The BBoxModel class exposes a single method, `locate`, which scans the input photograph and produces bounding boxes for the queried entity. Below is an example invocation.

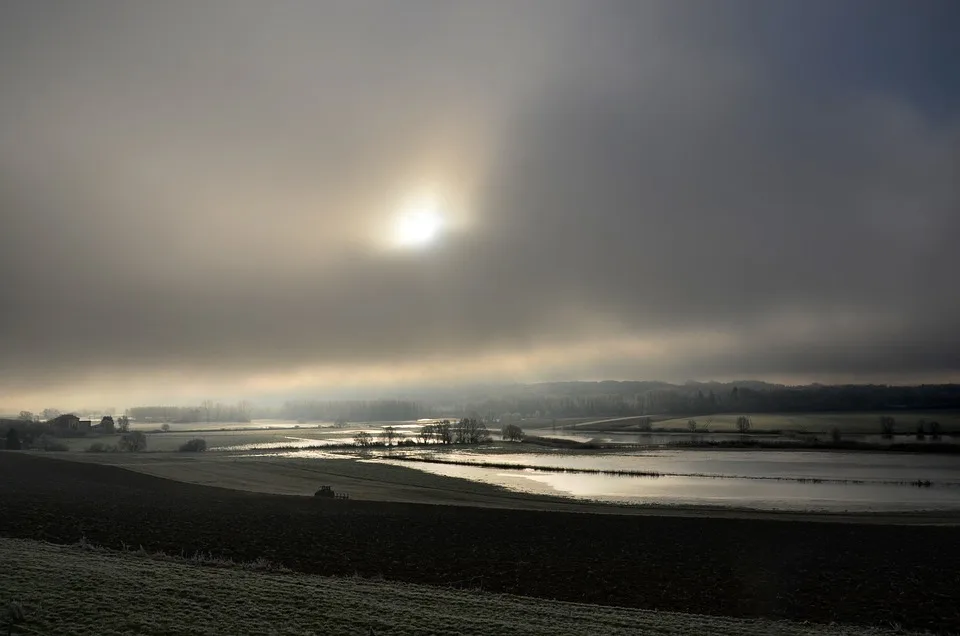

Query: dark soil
[2,453,958,632]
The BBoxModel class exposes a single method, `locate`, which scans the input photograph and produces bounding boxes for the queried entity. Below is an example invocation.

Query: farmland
[1,453,959,632]
[1,538,921,636]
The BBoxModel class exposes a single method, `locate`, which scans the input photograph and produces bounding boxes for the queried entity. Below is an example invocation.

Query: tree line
[278,399,423,423]
[459,384,960,420]
[127,401,253,424]
[353,419,494,447]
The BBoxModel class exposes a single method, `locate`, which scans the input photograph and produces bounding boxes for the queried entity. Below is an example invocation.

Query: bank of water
[376,449,960,512]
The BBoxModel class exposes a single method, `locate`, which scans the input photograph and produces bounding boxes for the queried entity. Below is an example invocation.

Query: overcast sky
[2,1,958,409]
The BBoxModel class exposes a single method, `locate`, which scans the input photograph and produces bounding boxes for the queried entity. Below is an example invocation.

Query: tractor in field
[314,485,349,499]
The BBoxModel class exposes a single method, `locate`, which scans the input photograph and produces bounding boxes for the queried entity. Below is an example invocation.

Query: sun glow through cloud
[393,195,444,248]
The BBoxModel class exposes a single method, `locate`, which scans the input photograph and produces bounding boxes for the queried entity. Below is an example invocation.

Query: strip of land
[0,537,924,636]
[48,451,960,525]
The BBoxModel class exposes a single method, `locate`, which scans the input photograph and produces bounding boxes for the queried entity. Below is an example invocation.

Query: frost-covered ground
[0,538,917,636]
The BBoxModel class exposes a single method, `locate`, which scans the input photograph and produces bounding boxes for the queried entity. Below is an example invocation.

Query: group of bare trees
[353,418,494,448]
[418,419,492,445]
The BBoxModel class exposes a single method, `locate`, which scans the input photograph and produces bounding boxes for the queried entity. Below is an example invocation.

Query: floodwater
[537,431,958,446]
[377,449,960,512]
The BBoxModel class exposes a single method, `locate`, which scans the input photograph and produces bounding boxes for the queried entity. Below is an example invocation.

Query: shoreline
[24,451,960,525]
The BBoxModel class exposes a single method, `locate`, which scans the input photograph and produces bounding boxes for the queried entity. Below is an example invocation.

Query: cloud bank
[1,1,958,407]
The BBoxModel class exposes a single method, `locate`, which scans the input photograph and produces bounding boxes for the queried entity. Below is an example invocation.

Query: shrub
[830,426,842,443]
[86,442,116,453]
[4,428,22,450]
[118,430,148,452]
[33,434,69,452]
[178,438,207,452]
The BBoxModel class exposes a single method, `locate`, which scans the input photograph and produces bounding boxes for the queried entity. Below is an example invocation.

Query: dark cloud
[1,1,958,407]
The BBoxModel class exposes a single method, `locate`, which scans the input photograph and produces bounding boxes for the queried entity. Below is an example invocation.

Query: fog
[1,1,958,408]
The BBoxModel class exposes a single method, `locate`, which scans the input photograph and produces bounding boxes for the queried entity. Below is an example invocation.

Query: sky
[1,1,958,409]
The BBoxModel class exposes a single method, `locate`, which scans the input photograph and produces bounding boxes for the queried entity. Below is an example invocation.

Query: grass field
[1,538,919,636]
[50,452,604,511]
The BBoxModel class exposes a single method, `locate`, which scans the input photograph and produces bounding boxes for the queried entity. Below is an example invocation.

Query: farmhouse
[49,413,90,433]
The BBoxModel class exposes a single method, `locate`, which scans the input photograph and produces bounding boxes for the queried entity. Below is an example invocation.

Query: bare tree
[201,400,214,424]
[736,416,751,434]
[501,423,525,442]
[929,421,942,440]
[687,420,697,432]
[417,424,434,444]
[116,416,131,433]
[455,418,490,444]
[353,431,372,447]
[435,420,453,445]
[879,416,895,439]
[236,400,253,422]
[378,426,397,447]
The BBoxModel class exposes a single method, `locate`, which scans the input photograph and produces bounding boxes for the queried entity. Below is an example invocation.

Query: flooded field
[374,449,960,513]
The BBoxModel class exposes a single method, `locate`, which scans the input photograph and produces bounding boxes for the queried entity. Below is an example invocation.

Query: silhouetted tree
[379,426,397,447]
[178,438,207,452]
[501,424,525,442]
[929,421,942,440]
[117,416,131,433]
[830,426,842,443]
[417,424,434,444]
[5,428,21,450]
[41,408,61,421]
[879,416,895,439]
[99,415,115,434]
[118,430,147,452]
[736,415,751,434]
[354,431,372,447]
[916,421,926,440]
[687,420,697,432]
[18,411,35,422]
[435,420,453,445]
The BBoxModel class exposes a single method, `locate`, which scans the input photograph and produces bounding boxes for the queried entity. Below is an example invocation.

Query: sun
[393,196,444,248]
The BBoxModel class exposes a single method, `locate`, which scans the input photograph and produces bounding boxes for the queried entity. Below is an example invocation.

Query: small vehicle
[314,485,349,499]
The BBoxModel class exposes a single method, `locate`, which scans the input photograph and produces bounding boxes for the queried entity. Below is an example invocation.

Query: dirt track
[2,453,959,633]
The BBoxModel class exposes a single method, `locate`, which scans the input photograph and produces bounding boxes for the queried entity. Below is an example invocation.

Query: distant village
[0,412,131,436]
